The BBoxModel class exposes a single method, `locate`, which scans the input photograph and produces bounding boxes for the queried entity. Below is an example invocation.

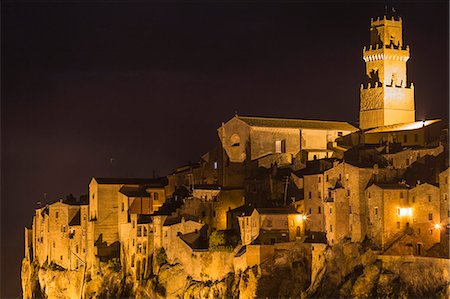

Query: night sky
[1,2,448,296]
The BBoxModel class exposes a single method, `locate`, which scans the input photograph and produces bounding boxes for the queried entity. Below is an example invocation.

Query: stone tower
[359,16,415,130]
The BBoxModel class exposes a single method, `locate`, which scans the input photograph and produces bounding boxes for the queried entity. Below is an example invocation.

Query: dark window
[349,206,352,214]
[412,196,415,203]
[428,195,432,202]
[375,207,378,215]
[121,202,124,212]
[400,192,404,199]
[318,192,321,199]
[308,208,312,214]
[308,192,312,199]
[154,193,159,201]
[330,224,333,232]
[326,175,329,182]
[56,211,59,219]
[318,177,321,183]
[428,213,433,220]
[338,132,343,137]
[318,207,321,214]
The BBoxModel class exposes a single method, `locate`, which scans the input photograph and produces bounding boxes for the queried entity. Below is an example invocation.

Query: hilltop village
[22,15,449,299]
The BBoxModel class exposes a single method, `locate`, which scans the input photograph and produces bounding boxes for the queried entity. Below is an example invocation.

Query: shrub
[209,231,233,252]
[108,258,121,272]
[155,247,168,266]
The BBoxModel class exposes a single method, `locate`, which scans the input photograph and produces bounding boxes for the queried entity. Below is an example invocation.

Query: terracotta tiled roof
[236,116,358,131]
[365,119,442,133]
[93,177,167,186]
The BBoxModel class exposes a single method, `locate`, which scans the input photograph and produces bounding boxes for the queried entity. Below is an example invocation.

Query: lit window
[213,161,218,169]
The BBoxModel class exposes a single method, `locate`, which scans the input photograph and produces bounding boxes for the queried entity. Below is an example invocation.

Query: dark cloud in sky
[1,2,448,296]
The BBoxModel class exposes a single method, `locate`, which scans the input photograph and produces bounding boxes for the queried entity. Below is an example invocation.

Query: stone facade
[30,200,88,270]
[360,16,415,130]
[383,144,444,169]
[366,182,441,254]
[218,116,357,164]
[238,208,304,245]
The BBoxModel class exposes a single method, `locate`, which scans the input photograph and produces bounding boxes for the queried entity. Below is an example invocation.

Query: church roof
[365,119,442,133]
[93,177,167,186]
[236,116,358,131]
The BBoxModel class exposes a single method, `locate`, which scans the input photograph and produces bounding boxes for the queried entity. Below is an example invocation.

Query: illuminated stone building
[366,182,441,255]
[28,196,89,271]
[359,16,415,130]
[237,207,304,245]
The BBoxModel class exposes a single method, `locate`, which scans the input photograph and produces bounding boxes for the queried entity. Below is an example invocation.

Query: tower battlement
[360,82,414,90]
[359,15,415,130]
[370,15,402,25]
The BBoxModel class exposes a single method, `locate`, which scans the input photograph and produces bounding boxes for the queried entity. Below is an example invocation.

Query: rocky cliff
[22,241,449,298]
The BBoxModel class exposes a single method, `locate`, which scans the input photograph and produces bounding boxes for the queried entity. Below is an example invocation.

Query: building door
[296,226,301,237]
[136,260,141,280]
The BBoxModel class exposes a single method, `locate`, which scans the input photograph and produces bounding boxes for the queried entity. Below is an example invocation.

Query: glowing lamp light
[294,214,308,222]
[399,208,412,217]
[434,224,442,230]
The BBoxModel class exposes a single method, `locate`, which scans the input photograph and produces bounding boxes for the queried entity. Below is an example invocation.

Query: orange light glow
[399,208,412,217]
[434,224,442,230]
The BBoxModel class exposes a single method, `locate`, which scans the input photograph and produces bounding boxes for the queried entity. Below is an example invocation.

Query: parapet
[360,82,414,90]
[370,15,402,25]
